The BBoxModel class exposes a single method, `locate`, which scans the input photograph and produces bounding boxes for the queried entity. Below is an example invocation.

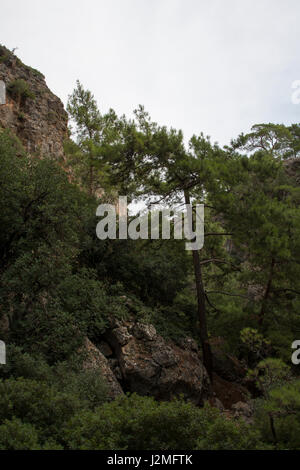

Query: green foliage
[0,418,41,450]
[66,80,116,195]
[0,377,82,443]
[64,394,207,450]
[240,328,271,366]
[248,358,292,395]
[24,65,45,79]
[1,346,109,407]
[90,236,190,307]
[0,130,126,360]
[0,134,88,359]
[1,74,300,450]
[63,394,268,450]
[0,44,44,77]
[0,45,14,64]
[197,416,270,450]
[241,328,269,354]
[0,128,192,362]
[231,123,300,159]
[254,380,300,449]
[206,135,300,357]
[7,79,35,104]
[0,376,268,450]
[67,80,102,141]
[0,349,109,448]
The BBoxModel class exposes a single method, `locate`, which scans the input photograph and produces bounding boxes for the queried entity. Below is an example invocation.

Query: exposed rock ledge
[98,319,211,405]
[83,321,252,408]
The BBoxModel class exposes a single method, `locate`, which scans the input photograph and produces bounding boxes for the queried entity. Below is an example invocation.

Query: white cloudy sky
[1,0,300,146]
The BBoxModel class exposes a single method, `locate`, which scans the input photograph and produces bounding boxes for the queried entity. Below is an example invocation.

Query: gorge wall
[0,45,67,159]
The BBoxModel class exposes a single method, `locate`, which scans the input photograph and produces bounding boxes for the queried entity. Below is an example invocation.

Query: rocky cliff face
[0,45,67,159]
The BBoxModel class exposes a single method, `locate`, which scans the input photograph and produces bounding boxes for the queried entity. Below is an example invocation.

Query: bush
[197,416,271,450]
[63,394,268,450]
[254,379,300,449]
[247,358,292,394]
[0,418,40,450]
[63,394,218,450]
[1,347,109,410]
[0,377,83,444]
[240,328,271,366]
[7,79,35,105]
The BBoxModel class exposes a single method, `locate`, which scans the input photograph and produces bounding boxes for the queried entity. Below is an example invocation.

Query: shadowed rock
[105,320,211,404]
[82,337,123,399]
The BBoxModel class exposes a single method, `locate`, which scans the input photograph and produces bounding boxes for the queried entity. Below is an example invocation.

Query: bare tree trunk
[184,190,213,381]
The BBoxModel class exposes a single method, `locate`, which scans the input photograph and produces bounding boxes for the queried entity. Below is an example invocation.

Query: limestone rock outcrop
[0,45,67,159]
[103,320,211,405]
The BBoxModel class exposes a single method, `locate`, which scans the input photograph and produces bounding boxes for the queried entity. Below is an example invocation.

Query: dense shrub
[197,417,271,450]
[63,394,267,450]
[0,378,83,442]
[0,418,41,450]
[64,394,211,450]
[254,380,300,449]
[7,79,35,105]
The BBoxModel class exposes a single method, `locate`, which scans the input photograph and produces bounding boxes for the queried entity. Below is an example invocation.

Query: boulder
[231,400,254,424]
[232,400,253,418]
[105,321,211,405]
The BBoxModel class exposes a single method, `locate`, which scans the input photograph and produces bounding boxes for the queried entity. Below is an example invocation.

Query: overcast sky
[1,0,300,146]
